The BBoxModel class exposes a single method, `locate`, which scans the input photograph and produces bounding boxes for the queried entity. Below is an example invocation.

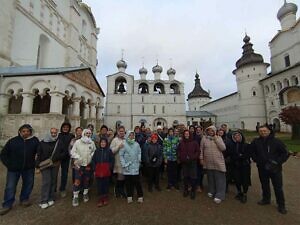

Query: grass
[241,130,300,152]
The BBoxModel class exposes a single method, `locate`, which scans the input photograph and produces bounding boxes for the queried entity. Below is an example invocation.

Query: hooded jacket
[178,135,200,163]
[144,141,163,167]
[119,131,141,175]
[0,125,39,171]
[35,133,65,168]
[58,122,75,159]
[226,131,251,167]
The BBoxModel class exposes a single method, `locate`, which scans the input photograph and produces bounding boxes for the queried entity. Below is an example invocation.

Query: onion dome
[152,64,163,73]
[188,72,210,99]
[235,34,264,69]
[167,67,176,75]
[139,67,148,74]
[277,1,298,20]
[116,59,127,69]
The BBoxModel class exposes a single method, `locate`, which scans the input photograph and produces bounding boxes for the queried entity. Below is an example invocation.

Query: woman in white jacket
[70,129,96,207]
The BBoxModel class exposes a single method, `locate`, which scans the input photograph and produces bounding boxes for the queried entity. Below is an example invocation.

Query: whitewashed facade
[191,1,300,132]
[105,60,187,130]
[0,0,99,73]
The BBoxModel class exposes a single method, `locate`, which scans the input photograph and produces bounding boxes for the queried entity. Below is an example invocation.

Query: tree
[279,105,300,140]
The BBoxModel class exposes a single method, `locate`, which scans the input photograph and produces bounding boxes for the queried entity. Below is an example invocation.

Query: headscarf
[81,129,92,144]
[18,124,33,135]
[126,131,135,145]
[43,130,58,143]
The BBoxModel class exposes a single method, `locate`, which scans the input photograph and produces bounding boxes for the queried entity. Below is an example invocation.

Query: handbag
[39,141,59,171]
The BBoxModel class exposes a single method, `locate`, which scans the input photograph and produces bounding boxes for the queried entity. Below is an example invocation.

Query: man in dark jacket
[251,125,289,214]
[0,124,39,215]
[57,122,74,197]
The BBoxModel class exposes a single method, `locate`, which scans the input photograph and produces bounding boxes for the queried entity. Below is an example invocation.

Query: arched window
[252,87,257,96]
[276,81,283,91]
[138,83,149,94]
[170,83,180,94]
[283,78,290,88]
[154,83,165,94]
[8,89,23,114]
[62,92,73,115]
[40,89,51,113]
[271,83,276,92]
[291,76,299,86]
[265,85,270,94]
[37,34,50,68]
[115,76,127,94]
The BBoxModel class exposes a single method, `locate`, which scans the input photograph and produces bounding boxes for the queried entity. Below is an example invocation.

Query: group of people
[0,122,290,216]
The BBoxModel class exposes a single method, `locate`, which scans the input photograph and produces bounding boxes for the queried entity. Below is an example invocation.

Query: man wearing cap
[251,125,289,214]
[0,124,39,215]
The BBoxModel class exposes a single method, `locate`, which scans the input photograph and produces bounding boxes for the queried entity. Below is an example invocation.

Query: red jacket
[178,138,200,163]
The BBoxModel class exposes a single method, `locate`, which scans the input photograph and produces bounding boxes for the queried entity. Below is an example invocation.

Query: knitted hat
[151,133,158,140]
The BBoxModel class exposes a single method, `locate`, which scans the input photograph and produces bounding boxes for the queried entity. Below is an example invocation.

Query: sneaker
[20,200,32,207]
[278,206,287,214]
[60,191,67,198]
[197,187,203,193]
[72,197,79,207]
[0,207,12,216]
[127,197,133,204]
[83,194,89,203]
[137,197,144,203]
[39,203,49,209]
[214,198,222,204]
[47,201,55,207]
[257,199,270,205]
[207,193,213,198]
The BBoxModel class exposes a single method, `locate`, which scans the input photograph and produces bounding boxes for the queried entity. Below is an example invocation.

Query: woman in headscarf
[36,128,64,209]
[226,131,251,203]
[70,129,96,207]
[200,125,226,204]
[119,131,143,203]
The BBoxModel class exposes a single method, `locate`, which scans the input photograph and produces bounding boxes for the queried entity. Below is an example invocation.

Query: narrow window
[284,55,290,67]
[117,105,120,114]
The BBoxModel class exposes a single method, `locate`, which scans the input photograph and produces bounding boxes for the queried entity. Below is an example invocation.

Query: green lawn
[242,131,300,152]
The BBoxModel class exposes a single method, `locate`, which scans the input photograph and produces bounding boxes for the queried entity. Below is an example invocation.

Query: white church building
[104,60,187,130]
[189,1,300,132]
[0,0,105,141]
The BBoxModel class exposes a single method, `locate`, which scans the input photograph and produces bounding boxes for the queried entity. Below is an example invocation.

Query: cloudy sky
[83,0,298,100]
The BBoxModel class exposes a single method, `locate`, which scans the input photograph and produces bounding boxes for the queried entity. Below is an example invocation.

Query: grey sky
[83,0,298,100]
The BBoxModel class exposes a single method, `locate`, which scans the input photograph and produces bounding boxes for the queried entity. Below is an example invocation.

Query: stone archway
[153,118,168,129]
[273,118,281,132]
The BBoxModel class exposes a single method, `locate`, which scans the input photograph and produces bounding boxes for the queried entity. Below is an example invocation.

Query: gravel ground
[0,158,299,225]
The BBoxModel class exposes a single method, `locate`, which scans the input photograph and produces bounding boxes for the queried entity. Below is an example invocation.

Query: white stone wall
[200,93,240,129]
[188,97,211,111]
[0,0,99,73]
[270,21,300,74]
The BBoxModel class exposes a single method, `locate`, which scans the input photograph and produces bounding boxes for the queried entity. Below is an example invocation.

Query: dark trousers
[96,177,110,196]
[167,161,178,187]
[258,167,285,207]
[196,164,204,188]
[73,166,92,192]
[147,167,160,188]
[59,158,70,192]
[2,169,34,208]
[41,166,59,203]
[125,175,143,198]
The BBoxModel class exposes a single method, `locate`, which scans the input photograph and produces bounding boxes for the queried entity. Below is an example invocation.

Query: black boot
[240,194,247,203]
[235,192,243,201]
[278,205,287,214]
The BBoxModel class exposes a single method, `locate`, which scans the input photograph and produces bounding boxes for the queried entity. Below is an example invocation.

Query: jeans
[2,169,35,208]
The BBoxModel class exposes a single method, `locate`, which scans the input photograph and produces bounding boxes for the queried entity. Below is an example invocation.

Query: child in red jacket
[92,138,114,207]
